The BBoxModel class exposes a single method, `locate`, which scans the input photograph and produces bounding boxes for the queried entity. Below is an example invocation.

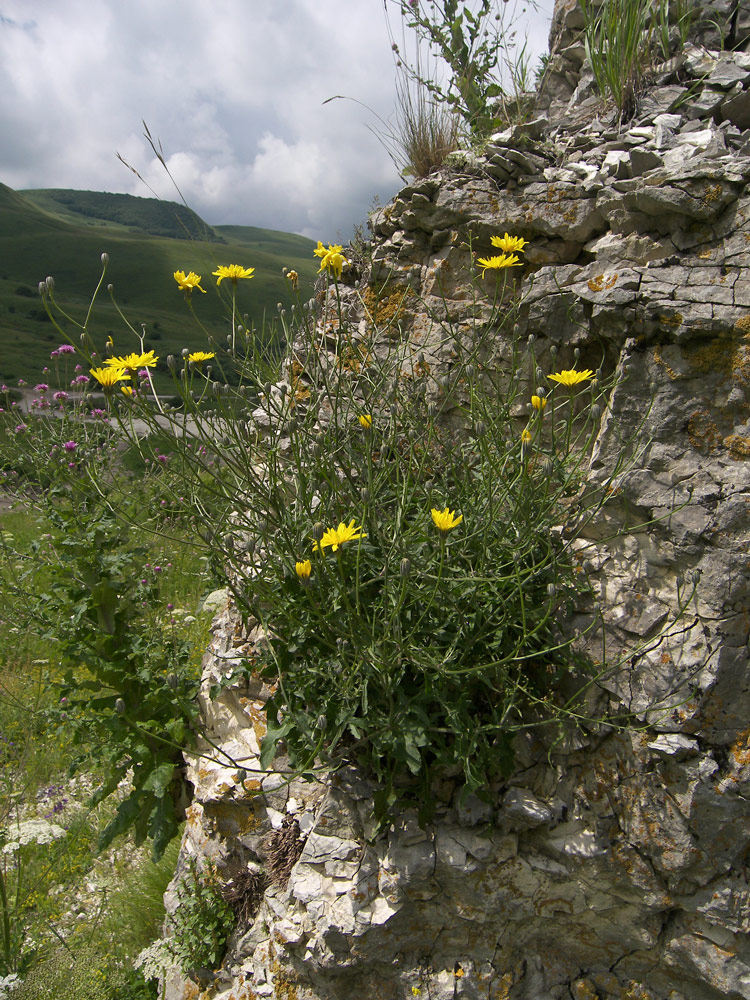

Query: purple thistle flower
[63,441,77,452]
[57,344,75,354]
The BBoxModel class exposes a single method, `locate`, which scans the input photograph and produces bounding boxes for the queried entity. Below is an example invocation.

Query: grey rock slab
[722,88,750,130]
[502,787,553,828]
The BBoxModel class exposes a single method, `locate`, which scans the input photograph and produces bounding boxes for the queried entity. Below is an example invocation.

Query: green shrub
[166,857,233,976]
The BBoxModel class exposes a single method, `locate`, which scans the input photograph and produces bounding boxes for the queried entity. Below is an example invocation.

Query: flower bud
[428,402,438,417]
[549,345,557,358]
[362,487,370,504]
[546,583,556,596]
[45,276,55,292]
[182,348,189,358]
[101,252,109,266]
[312,522,324,542]
[114,698,126,714]
[107,283,114,292]
[167,355,176,372]
[539,456,554,475]
[475,420,486,437]
[590,404,602,420]
[167,673,180,690]
[38,281,47,296]
[236,768,248,783]
[574,347,581,361]
[400,557,411,578]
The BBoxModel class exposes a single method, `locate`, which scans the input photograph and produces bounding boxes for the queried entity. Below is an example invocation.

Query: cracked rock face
[163,10,750,1000]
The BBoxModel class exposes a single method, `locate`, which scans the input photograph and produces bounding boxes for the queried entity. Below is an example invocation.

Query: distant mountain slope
[21,188,223,242]
[0,184,319,386]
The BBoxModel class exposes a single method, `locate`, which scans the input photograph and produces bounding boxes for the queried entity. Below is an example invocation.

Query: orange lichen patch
[687,409,723,452]
[362,282,415,338]
[414,357,431,377]
[587,272,619,292]
[702,183,723,205]
[730,728,750,769]
[698,249,713,259]
[685,335,750,388]
[337,342,371,374]
[270,960,299,1000]
[240,699,268,743]
[658,312,683,328]
[734,315,750,333]
[653,344,680,380]
[724,435,750,459]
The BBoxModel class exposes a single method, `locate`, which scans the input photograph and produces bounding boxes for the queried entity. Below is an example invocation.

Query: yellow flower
[314,242,348,279]
[548,368,595,387]
[105,351,159,369]
[90,366,130,388]
[213,264,255,286]
[431,506,463,532]
[531,394,547,411]
[295,559,312,580]
[521,428,532,444]
[476,253,522,277]
[286,269,299,291]
[313,520,367,553]
[358,414,373,429]
[490,233,528,254]
[188,351,216,364]
[174,270,206,293]
[120,385,134,397]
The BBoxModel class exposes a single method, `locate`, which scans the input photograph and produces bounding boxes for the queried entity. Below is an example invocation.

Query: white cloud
[0,0,554,238]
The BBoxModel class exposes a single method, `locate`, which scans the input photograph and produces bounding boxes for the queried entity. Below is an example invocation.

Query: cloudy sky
[0,1,554,241]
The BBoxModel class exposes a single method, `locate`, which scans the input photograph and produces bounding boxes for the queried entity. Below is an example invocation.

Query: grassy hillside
[0,184,319,386]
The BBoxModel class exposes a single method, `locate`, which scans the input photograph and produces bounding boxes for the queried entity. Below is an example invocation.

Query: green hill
[0,184,319,387]
[21,189,223,241]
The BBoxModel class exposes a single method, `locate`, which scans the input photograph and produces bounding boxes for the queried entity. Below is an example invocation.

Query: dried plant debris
[220,861,267,927]
[262,817,306,888]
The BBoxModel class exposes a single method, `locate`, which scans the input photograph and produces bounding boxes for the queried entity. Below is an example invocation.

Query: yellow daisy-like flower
[314,242,348,280]
[213,264,255,286]
[531,394,547,411]
[490,233,528,254]
[174,270,206,293]
[90,366,130,388]
[105,351,159,370]
[548,368,595,387]
[313,519,367,553]
[286,269,299,291]
[431,507,463,532]
[521,428,532,444]
[188,351,216,364]
[295,559,312,580]
[358,414,373,429]
[476,253,522,277]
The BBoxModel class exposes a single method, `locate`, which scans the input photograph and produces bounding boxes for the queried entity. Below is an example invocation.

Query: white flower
[0,973,21,999]
[2,819,66,853]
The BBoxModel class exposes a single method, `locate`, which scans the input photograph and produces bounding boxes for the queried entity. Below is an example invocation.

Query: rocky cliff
[162,4,750,998]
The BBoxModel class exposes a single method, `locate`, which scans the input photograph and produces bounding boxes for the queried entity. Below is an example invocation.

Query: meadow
[0,183,318,388]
